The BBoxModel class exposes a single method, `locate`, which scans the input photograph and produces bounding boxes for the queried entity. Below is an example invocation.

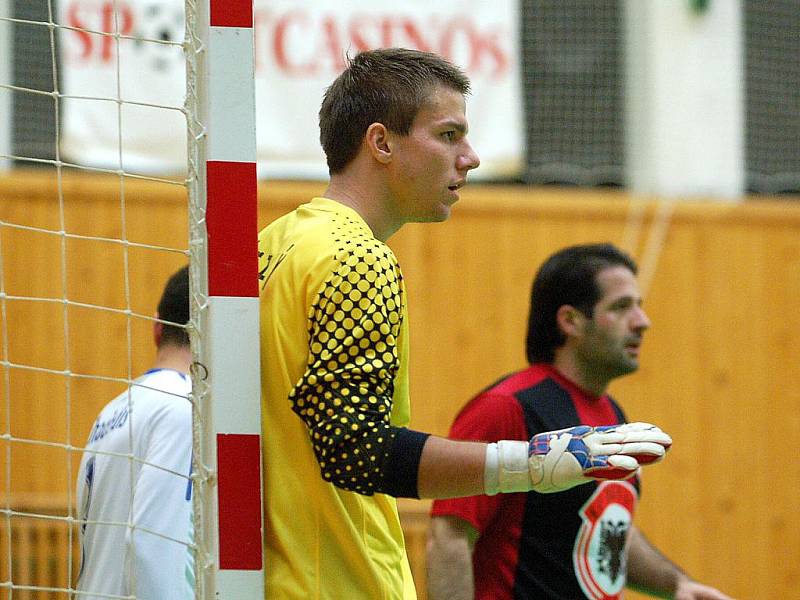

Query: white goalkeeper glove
[484,422,672,495]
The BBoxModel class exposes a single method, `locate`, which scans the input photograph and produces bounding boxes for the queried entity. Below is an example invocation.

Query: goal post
[0,0,263,596]
[185,0,264,597]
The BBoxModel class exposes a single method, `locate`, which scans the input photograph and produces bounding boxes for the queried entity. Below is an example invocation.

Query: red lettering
[66,3,93,60]
[255,8,514,81]
[101,2,133,63]
[472,28,510,78]
[439,18,475,66]
[100,2,115,61]
[398,19,432,52]
[436,17,511,79]
[347,15,376,54]
[64,1,134,64]
[380,17,392,49]
[319,16,346,72]
[274,11,316,76]
[253,8,271,72]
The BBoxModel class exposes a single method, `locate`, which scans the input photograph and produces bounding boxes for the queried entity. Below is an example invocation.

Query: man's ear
[555,305,585,338]
[365,122,392,164]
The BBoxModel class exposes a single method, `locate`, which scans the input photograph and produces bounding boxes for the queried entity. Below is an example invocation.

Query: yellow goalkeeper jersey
[258,197,416,600]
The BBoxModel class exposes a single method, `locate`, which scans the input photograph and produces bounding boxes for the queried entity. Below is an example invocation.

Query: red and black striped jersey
[431,363,640,600]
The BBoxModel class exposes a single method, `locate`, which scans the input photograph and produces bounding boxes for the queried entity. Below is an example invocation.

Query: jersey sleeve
[289,239,427,497]
[126,398,194,600]
[431,392,528,534]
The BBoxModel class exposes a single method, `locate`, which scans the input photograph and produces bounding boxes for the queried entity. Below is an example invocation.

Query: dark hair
[526,244,638,364]
[319,47,471,174]
[157,265,189,347]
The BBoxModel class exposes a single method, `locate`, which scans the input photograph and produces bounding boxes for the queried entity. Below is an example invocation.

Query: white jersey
[76,368,194,600]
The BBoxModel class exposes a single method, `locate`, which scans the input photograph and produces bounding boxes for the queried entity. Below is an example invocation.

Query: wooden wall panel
[1,173,799,598]
[0,495,80,599]
[0,172,189,500]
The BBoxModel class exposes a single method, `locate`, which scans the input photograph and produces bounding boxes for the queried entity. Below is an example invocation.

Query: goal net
[0,0,262,598]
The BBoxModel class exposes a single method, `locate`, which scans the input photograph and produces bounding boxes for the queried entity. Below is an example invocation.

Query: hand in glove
[484,422,672,495]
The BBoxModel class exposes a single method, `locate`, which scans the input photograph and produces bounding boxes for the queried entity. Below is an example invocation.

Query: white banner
[59,0,523,180]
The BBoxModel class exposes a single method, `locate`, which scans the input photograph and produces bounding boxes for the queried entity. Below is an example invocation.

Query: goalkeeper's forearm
[417,436,489,499]
[415,436,596,499]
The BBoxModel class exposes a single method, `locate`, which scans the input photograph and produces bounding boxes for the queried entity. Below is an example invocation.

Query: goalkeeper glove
[484,422,672,495]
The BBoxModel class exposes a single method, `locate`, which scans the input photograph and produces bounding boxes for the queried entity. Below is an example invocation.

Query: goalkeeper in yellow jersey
[258,48,672,600]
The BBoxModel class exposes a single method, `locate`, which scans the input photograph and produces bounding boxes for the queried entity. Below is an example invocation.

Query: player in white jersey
[76,266,194,599]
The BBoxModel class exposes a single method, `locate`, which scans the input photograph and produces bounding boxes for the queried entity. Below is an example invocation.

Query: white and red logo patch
[573,481,638,599]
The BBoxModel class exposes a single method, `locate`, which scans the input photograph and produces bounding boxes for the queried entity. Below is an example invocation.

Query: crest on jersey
[573,481,637,599]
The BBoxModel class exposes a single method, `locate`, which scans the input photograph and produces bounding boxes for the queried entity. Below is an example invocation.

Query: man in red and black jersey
[427,244,731,600]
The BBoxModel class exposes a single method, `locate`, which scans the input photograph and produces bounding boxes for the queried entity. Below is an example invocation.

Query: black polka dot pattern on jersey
[289,215,405,495]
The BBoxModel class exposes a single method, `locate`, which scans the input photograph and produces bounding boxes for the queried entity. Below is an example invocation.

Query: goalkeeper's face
[576,266,651,380]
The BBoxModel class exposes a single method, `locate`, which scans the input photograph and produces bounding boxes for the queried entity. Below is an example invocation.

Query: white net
[6,1,800,194]
[744,0,800,193]
[0,0,206,597]
[520,0,624,186]
[518,0,800,193]
[7,0,59,164]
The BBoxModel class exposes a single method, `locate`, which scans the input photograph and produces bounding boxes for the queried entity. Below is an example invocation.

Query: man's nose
[459,141,480,171]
